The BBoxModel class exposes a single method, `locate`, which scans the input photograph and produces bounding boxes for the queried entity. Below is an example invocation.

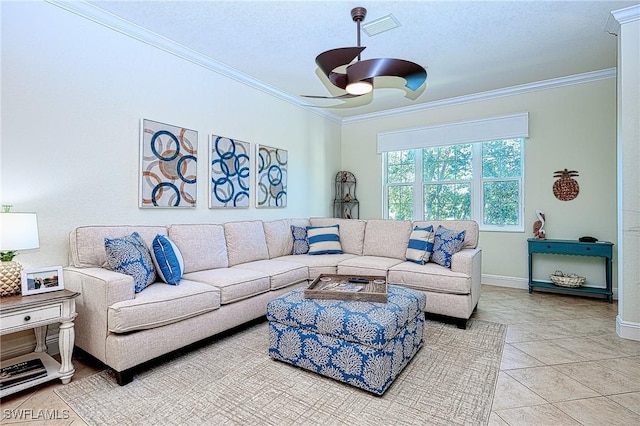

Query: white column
[612,5,640,341]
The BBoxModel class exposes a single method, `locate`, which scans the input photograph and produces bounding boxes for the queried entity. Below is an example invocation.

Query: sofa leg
[456,319,468,330]
[114,369,134,386]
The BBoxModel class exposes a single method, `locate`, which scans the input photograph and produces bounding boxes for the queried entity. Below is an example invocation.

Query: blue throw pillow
[151,235,184,285]
[431,225,466,268]
[406,225,435,264]
[291,225,309,255]
[306,224,343,255]
[105,232,156,293]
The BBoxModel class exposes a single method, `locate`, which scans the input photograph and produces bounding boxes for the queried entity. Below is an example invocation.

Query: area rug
[55,319,506,426]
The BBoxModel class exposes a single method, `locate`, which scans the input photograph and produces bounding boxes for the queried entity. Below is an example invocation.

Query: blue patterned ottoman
[266,284,426,395]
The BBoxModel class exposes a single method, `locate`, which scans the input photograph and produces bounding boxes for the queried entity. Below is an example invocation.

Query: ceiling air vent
[362,13,400,36]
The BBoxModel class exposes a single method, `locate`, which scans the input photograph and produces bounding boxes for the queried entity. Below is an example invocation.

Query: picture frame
[256,144,287,208]
[21,266,65,296]
[209,135,250,208]
[139,118,198,208]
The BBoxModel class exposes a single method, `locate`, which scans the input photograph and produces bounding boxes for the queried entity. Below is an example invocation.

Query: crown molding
[342,68,617,124]
[612,4,640,25]
[44,0,342,124]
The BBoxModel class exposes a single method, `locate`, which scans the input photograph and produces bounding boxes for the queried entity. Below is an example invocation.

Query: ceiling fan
[303,7,427,100]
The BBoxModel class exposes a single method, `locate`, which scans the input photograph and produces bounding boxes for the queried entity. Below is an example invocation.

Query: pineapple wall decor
[553,169,580,201]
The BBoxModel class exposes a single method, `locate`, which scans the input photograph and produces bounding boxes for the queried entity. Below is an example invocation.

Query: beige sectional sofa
[64,217,481,385]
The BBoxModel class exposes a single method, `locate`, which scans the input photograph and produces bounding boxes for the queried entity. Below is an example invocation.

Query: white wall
[341,79,618,287]
[1,1,341,270]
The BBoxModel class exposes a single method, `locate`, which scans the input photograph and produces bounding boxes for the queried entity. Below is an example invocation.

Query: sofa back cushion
[309,217,366,255]
[412,220,479,249]
[69,225,168,268]
[224,220,269,266]
[363,219,412,260]
[263,219,304,258]
[168,224,228,273]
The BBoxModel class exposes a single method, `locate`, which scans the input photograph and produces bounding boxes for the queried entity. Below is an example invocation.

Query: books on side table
[0,358,47,389]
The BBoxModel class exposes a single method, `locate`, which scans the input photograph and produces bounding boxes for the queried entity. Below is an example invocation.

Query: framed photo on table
[21,266,64,296]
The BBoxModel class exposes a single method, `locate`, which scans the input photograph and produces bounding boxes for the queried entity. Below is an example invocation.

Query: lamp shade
[0,213,40,251]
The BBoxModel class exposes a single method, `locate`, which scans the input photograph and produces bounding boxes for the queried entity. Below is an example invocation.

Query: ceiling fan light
[345,80,373,95]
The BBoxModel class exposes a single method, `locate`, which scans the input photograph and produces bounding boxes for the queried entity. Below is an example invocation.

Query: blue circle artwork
[210,136,250,208]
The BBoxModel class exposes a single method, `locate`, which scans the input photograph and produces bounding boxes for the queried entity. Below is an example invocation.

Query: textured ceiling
[85,0,637,119]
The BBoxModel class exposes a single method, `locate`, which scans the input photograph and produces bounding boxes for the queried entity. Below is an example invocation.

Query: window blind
[377,112,529,153]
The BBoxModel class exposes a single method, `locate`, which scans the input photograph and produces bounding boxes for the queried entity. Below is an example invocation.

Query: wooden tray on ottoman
[304,274,388,303]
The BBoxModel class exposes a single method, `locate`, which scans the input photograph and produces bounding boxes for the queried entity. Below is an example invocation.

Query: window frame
[383,139,525,232]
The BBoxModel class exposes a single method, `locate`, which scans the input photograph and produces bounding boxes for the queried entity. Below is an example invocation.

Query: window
[384,138,524,231]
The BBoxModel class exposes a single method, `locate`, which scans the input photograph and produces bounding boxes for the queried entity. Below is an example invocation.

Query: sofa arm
[63,267,135,364]
[451,248,483,309]
[450,248,480,275]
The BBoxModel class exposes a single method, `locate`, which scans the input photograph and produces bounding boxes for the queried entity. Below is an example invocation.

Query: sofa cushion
[388,261,472,295]
[108,280,221,333]
[168,224,228,272]
[151,235,184,285]
[105,232,156,293]
[69,225,167,268]
[224,221,269,266]
[232,260,308,290]
[263,219,293,258]
[412,220,478,249]
[183,268,270,304]
[406,225,435,265]
[307,224,343,255]
[276,254,357,280]
[431,226,466,268]
[363,219,412,260]
[337,256,404,276]
[291,225,309,255]
[309,218,366,255]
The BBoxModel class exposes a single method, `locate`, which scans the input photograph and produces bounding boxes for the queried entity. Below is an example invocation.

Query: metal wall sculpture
[139,119,197,208]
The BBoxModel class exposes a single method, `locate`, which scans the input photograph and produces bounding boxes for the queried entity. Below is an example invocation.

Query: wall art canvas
[140,119,197,208]
[209,135,250,208]
[256,144,287,208]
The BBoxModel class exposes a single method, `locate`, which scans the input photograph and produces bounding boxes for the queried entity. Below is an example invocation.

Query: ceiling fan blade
[315,46,366,89]
[300,93,361,100]
[347,58,427,91]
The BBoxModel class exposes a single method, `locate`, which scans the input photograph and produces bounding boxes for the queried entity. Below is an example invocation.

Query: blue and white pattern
[431,225,467,268]
[267,285,425,395]
[209,135,250,208]
[105,232,156,293]
[406,225,435,264]
[306,224,342,255]
[291,225,309,255]
[151,235,184,285]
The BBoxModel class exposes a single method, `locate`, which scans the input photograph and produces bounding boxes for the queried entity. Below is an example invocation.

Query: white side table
[0,289,79,397]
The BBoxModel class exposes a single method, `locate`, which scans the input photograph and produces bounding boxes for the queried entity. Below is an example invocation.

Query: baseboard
[482,274,619,300]
[616,316,640,341]
[481,274,528,289]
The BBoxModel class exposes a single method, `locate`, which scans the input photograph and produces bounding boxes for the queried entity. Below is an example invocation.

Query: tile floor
[1,285,639,425]
[479,285,640,426]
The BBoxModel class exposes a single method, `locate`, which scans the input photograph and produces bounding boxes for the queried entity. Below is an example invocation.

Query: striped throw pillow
[406,225,435,265]
[306,224,343,255]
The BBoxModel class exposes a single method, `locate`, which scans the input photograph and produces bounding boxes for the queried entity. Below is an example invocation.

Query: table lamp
[0,206,40,297]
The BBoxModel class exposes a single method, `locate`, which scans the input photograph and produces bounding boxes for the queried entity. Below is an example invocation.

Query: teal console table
[527,238,613,303]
